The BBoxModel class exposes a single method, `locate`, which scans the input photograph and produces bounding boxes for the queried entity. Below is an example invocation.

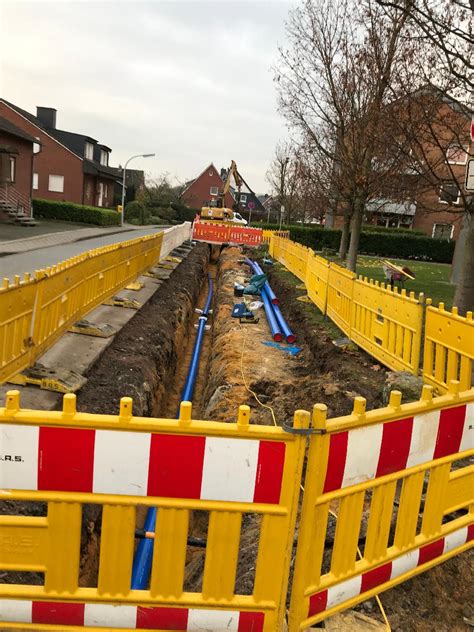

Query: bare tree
[275,0,414,270]
[375,0,474,313]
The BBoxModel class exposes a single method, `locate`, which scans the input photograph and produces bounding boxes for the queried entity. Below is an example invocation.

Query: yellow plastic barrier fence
[305,251,330,313]
[0,232,166,384]
[423,303,474,394]
[276,239,310,283]
[262,229,290,244]
[288,381,474,630]
[326,262,356,337]
[0,392,308,631]
[351,278,423,373]
[269,235,472,386]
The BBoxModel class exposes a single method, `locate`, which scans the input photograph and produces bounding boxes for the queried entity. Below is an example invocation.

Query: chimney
[36,107,57,129]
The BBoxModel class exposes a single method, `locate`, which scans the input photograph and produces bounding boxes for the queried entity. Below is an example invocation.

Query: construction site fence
[261,229,290,244]
[0,223,192,385]
[269,235,473,391]
[0,383,472,630]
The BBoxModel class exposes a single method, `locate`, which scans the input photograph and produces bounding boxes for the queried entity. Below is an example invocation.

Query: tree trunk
[453,211,474,315]
[338,214,350,259]
[346,205,364,272]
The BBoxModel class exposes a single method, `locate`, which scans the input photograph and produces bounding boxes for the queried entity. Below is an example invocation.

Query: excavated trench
[2,241,471,630]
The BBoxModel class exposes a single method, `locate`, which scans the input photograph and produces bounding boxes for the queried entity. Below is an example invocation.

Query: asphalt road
[0,227,166,279]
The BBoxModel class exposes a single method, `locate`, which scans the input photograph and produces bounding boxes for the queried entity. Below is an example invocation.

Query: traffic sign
[248,202,255,209]
[465,159,474,192]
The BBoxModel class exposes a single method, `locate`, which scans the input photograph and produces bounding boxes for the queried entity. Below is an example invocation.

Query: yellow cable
[239,325,277,426]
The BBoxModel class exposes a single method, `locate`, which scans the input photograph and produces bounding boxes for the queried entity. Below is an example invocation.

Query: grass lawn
[355,255,455,308]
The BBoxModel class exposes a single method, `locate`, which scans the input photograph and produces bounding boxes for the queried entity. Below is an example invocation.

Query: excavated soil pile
[77,243,209,417]
[201,247,387,426]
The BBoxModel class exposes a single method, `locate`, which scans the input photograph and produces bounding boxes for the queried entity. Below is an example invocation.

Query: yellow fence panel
[0,232,164,384]
[0,275,38,384]
[305,252,330,313]
[288,382,474,630]
[351,278,423,373]
[326,263,356,336]
[262,230,289,244]
[423,304,474,394]
[0,392,308,631]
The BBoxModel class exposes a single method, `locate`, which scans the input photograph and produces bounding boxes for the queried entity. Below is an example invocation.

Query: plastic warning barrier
[423,303,474,394]
[0,393,307,631]
[262,230,290,244]
[326,262,356,337]
[305,252,330,313]
[192,221,263,246]
[288,382,474,630]
[0,224,193,386]
[1,232,163,385]
[269,235,474,385]
[350,278,423,373]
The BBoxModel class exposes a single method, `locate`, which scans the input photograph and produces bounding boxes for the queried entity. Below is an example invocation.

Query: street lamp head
[142,153,155,158]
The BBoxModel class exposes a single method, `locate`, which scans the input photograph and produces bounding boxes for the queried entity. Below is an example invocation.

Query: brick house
[0,100,118,209]
[0,116,37,220]
[365,96,471,240]
[180,163,235,210]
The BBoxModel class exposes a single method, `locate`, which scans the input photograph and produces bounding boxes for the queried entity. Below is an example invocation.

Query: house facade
[0,116,36,218]
[180,163,235,210]
[0,100,118,209]
[365,97,471,240]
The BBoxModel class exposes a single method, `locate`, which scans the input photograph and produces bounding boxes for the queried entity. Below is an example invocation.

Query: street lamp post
[121,153,155,226]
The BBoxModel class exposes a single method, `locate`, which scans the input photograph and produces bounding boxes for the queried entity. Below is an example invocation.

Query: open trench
[2,241,471,630]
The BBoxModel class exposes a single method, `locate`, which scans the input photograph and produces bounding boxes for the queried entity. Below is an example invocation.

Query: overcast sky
[1,1,295,193]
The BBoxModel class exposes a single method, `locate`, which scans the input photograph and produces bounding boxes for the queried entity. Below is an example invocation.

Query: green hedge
[257,224,455,263]
[33,199,120,226]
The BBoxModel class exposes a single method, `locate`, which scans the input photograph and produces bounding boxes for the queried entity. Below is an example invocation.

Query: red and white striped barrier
[323,403,473,492]
[308,524,474,618]
[192,221,263,247]
[0,602,264,630]
[1,425,285,503]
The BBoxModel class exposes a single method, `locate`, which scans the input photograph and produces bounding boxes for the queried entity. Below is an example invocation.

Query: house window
[48,174,64,192]
[9,156,15,182]
[446,144,468,165]
[210,186,218,195]
[104,183,108,197]
[240,194,247,203]
[32,173,39,190]
[84,142,94,160]
[439,181,460,205]
[100,150,109,166]
[209,170,213,176]
[432,223,454,240]
[33,139,41,154]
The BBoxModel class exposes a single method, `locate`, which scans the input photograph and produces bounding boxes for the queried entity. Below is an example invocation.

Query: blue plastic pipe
[244,259,282,342]
[246,259,295,344]
[244,258,277,304]
[131,274,214,590]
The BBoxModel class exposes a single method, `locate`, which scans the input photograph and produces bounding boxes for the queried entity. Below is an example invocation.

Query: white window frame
[446,144,468,165]
[84,142,94,160]
[210,186,218,196]
[48,174,64,193]
[100,150,109,166]
[432,223,454,240]
[32,173,39,190]
[439,181,461,205]
[209,170,213,176]
[33,137,41,154]
[240,194,247,203]
[9,156,15,182]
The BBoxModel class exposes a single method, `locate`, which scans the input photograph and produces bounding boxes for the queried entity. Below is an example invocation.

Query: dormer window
[100,150,109,166]
[84,142,94,160]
